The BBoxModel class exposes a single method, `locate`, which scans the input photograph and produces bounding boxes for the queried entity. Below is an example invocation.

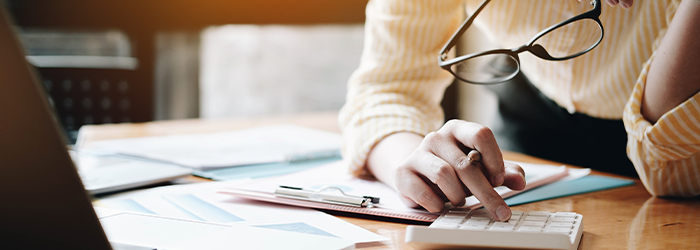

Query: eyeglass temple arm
[591,0,602,15]
[439,0,491,59]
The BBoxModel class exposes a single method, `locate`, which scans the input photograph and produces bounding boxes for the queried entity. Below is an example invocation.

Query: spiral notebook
[218,160,574,222]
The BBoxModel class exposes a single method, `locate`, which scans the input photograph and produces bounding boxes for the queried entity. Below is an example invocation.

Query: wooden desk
[79,112,700,249]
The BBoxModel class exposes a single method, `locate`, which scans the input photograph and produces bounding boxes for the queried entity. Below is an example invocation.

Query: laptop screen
[0,4,112,249]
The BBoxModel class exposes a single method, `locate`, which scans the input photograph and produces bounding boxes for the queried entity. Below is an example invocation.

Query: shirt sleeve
[622,1,700,197]
[338,0,463,177]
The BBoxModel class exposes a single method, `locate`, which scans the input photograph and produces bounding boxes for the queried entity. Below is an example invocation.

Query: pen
[466,149,481,163]
[275,186,380,207]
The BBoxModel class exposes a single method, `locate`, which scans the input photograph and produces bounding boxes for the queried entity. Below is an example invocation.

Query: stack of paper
[87,125,342,170]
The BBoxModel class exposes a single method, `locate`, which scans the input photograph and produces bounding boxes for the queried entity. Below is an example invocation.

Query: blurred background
[3,0,496,142]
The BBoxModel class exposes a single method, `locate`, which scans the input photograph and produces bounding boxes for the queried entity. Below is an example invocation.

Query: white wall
[199,24,364,119]
[456,23,499,127]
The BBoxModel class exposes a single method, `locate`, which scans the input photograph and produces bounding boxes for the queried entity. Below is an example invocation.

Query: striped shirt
[339,0,700,197]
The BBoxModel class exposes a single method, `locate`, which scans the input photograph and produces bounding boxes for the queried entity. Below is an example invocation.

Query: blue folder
[504,175,636,206]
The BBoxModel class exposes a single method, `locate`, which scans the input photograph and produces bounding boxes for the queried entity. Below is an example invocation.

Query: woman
[340,0,700,221]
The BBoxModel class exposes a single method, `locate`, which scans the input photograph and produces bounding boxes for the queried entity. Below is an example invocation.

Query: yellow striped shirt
[339,0,700,197]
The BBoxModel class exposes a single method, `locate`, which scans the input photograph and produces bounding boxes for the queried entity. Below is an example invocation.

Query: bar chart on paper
[96,189,388,243]
[101,194,245,223]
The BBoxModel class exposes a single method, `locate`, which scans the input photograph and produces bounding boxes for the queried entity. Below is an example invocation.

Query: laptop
[1,12,193,195]
[0,5,354,250]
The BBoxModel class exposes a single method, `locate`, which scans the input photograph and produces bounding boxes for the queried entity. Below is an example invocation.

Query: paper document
[96,180,387,244]
[86,125,342,170]
[95,207,355,250]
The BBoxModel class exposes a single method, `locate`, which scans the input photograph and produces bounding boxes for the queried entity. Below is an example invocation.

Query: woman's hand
[389,120,526,221]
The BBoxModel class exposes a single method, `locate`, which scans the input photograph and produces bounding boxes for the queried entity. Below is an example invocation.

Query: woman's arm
[642,0,700,123]
[622,0,700,197]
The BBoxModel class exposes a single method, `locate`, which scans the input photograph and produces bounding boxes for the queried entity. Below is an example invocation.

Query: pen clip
[275,185,380,207]
[306,186,380,204]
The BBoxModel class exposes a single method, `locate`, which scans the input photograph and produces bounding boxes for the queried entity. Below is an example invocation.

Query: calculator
[406,207,583,250]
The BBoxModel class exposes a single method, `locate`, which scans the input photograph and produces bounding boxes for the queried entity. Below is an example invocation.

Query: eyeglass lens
[533,19,602,59]
[452,19,602,84]
[450,54,518,84]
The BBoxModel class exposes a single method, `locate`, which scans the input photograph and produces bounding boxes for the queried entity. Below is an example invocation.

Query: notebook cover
[505,175,636,206]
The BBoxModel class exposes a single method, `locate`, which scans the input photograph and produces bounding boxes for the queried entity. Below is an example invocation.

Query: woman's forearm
[642,0,700,123]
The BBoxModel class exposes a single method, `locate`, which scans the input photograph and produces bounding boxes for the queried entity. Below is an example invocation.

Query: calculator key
[509,215,521,220]
[554,212,577,218]
[442,215,466,221]
[548,222,574,228]
[471,210,491,216]
[431,223,459,229]
[443,214,467,220]
[525,216,548,221]
[551,217,575,222]
[446,211,469,217]
[439,217,465,224]
[518,226,543,232]
[467,217,491,221]
[460,224,486,230]
[527,211,551,216]
[544,228,571,235]
[489,224,515,231]
[466,219,491,225]
[492,222,513,227]
[511,210,524,216]
[505,219,519,225]
[521,221,545,227]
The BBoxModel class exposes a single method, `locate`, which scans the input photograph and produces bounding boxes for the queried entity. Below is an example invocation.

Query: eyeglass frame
[438,0,604,84]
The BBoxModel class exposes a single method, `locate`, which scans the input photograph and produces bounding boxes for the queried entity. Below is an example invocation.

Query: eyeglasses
[438,0,604,85]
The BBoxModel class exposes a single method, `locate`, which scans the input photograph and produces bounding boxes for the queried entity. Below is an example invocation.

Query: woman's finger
[395,166,446,213]
[502,162,526,190]
[454,161,511,221]
[408,147,468,207]
[441,120,505,187]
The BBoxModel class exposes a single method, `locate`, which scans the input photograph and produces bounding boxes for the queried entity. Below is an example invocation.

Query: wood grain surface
[79,112,700,249]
